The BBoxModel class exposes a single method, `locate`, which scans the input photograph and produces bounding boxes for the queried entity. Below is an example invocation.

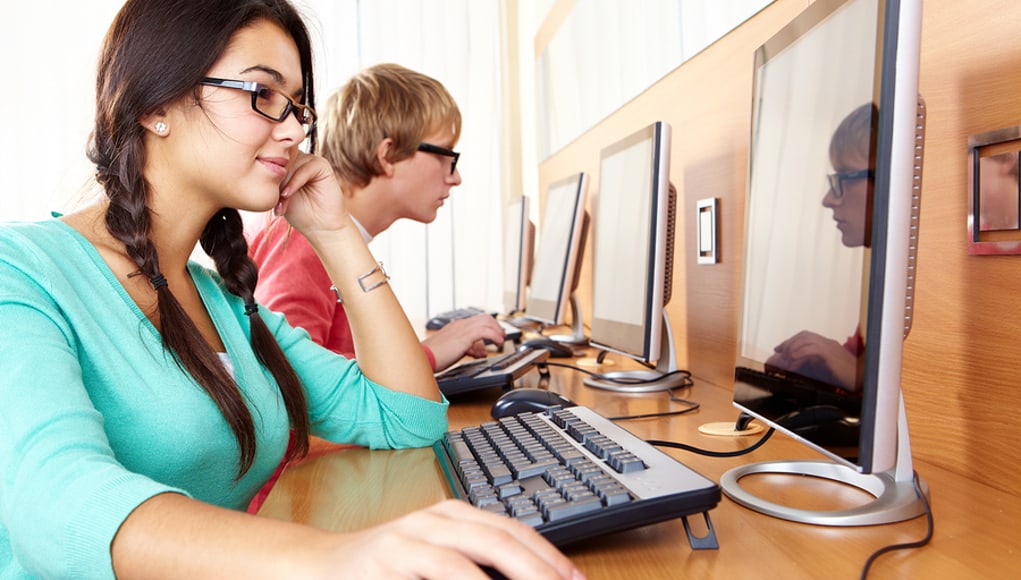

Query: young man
[249,63,505,371]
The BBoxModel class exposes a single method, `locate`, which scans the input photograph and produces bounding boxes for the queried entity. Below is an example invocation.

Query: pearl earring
[154,121,168,135]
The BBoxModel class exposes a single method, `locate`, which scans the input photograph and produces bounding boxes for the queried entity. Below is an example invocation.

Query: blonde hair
[829,102,877,168]
[318,63,461,188]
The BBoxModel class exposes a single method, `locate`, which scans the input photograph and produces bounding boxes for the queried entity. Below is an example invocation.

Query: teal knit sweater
[0,220,448,578]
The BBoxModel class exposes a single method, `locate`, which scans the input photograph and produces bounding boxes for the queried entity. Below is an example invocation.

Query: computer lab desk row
[257,357,1020,579]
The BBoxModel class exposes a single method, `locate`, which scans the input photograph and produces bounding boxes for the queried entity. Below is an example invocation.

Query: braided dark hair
[87,0,313,477]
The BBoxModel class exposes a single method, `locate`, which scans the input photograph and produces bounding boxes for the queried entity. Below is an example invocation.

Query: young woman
[249,63,506,372]
[0,1,578,578]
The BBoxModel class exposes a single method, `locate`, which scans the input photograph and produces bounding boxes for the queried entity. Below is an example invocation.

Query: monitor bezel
[502,196,534,315]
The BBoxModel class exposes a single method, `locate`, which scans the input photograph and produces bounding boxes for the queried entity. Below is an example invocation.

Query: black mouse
[490,388,576,419]
[519,338,574,358]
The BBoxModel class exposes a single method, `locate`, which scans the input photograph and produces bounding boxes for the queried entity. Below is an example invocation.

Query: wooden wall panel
[905,0,1021,496]
[537,0,1021,496]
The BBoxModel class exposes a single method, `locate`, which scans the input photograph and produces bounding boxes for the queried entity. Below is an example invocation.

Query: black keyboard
[434,406,721,548]
[435,348,549,396]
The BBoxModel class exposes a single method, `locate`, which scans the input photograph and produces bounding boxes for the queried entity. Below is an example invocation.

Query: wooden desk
[258,354,1021,578]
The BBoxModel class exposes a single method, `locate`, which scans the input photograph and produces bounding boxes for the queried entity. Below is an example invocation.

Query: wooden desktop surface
[258,351,1020,579]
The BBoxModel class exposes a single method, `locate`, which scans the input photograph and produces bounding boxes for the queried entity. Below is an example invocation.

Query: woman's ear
[140,109,170,137]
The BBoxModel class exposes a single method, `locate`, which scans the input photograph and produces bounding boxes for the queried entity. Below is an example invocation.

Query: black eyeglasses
[417,142,460,175]
[826,168,874,199]
[199,77,317,138]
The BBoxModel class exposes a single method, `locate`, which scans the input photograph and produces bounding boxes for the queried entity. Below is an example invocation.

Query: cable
[646,428,775,457]
[859,471,934,579]
[535,361,698,420]
[538,358,775,454]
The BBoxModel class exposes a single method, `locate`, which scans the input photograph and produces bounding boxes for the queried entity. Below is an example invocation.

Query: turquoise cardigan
[0,220,448,579]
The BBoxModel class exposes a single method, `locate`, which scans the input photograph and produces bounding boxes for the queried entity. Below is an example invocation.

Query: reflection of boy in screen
[766,103,875,391]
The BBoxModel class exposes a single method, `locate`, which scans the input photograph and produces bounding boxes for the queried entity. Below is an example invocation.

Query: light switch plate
[697,198,718,264]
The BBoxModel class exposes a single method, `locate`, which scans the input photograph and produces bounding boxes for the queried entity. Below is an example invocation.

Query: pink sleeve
[843,324,864,355]
[249,222,336,348]
[422,344,437,372]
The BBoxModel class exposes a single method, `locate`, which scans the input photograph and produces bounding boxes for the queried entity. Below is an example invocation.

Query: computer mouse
[519,337,574,358]
[490,388,576,419]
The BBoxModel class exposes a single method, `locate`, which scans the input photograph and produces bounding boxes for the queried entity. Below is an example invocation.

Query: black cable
[859,471,934,579]
[646,427,775,457]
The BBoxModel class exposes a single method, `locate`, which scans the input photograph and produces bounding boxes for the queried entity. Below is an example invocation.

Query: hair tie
[244,302,259,317]
[150,273,168,290]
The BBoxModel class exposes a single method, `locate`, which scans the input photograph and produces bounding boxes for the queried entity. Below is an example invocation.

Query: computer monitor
[584,121,683,392]
[523,173,589,343]
[502,196,535,316]
[722,0,928,526]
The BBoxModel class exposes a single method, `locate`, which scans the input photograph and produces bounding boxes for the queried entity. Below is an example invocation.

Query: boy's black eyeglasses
[417,142,460,174]
[826,168,874,199]
[199,77,317,138]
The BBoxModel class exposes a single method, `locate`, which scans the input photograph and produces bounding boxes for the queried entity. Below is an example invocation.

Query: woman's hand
[322,500,582,579]
[275,152,349,240]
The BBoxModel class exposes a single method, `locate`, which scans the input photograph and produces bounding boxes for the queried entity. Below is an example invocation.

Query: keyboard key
[546,496,602,522]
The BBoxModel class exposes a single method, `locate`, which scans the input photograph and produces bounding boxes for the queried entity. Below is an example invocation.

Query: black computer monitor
[523,173,589,343]
[584,121,683,392]
[502,196,535,316]
[723,0,928,526]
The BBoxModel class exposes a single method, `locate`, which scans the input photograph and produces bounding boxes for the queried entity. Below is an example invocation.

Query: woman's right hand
[320,500,583,579]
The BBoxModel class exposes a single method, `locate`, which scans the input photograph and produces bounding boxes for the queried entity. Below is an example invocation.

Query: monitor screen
[733,0,924,481]
[502,196,534,315]
[524,173,588,328]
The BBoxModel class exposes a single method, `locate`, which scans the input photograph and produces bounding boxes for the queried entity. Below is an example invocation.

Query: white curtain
[299,0,505,321]
[2,1,125,222]
[1,0,508,324]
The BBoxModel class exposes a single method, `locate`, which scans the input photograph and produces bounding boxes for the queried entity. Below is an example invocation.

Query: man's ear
[376,138,396,177]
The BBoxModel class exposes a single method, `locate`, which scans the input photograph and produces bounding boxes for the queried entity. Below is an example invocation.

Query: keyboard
[425,306,523,342]
[434,405,721,548]
[435,347,549,396]
[426,306,489,330]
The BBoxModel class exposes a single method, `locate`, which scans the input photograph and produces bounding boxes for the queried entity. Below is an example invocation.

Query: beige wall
[536,0,1021,497]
